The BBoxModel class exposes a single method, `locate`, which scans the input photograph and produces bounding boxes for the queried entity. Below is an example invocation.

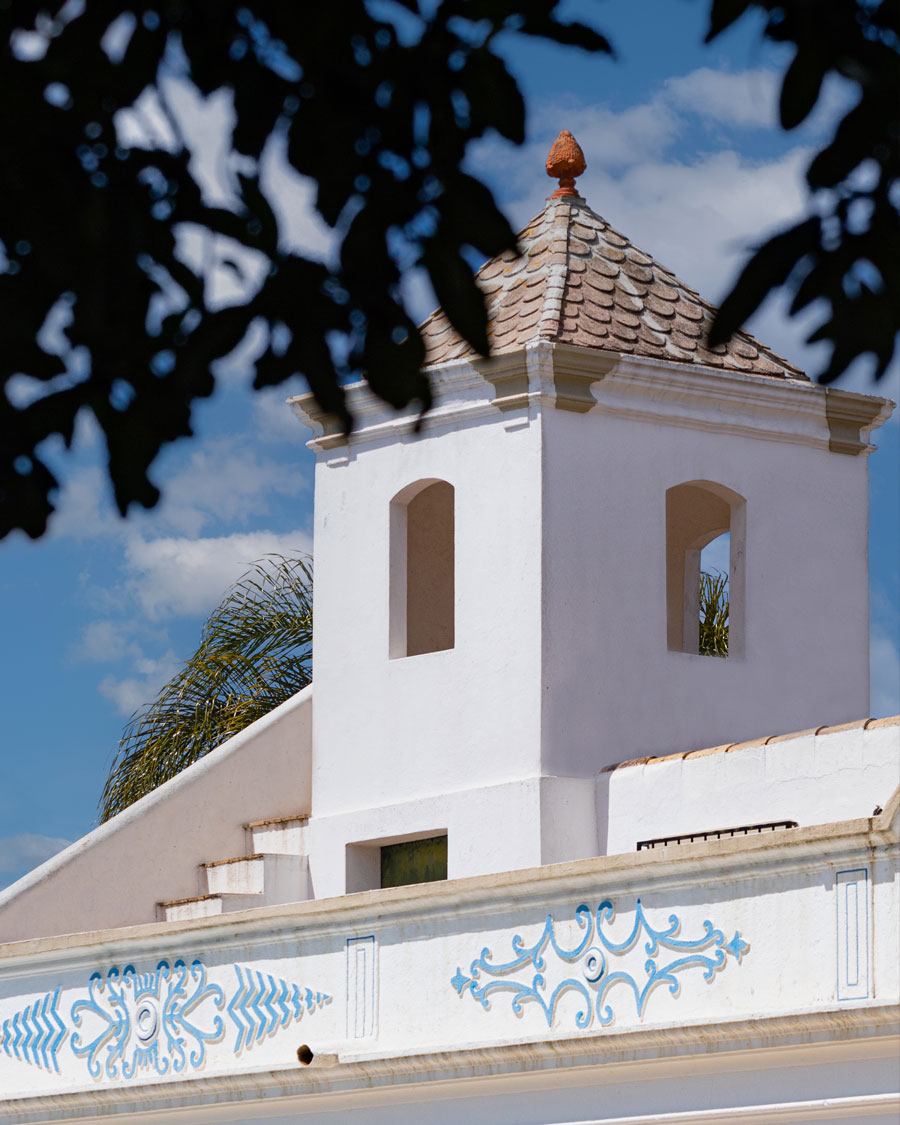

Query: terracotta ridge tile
[865,715,900,729]
[538,200,580,339]
[815,717,871,735]
[600,714,892,774]
[766,727,819,744]
[600,755,659,772]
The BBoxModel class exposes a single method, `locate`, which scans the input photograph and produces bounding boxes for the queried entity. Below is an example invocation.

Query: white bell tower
[291,133,893,898]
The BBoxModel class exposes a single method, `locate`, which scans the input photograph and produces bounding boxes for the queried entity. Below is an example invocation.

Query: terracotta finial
[546,130,586,199]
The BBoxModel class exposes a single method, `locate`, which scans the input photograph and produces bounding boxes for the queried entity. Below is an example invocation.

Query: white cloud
[115,78,240,208]
[664,67,778,129]
[99,649,181,716]
[0,834,71,879]
[124,529,313,619]
[870,626,900,719]
[211,316,269,387]
[74,620,142,664]
[571,147,810,306]
[174,224,270,313]
[399,266,439,328]
[48,465,120,542]
[260,133,337,263]
[147,438,308,537]
[532,98,681,173]
[467,97,681,207]
[49,436,310,542]
[251,377,312,441]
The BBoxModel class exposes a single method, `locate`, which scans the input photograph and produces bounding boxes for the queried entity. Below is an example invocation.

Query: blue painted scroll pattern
[71,960,225,1080]
[451,899,748,1029]
[1,959,329,1081]
[1,987,67,1073]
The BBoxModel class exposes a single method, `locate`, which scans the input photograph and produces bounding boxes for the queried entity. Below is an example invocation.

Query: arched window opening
[389,479,455,658]
[666,482,745,658]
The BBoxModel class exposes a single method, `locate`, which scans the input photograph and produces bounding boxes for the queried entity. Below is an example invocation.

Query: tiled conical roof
[421,197,806,381]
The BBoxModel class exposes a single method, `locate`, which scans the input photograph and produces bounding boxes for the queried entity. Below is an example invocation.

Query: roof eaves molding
[290,346,894,457]
[825,386,896,455]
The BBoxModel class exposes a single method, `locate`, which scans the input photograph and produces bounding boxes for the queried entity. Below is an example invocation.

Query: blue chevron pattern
[227,964,329,1053]
[1,986,67,1073]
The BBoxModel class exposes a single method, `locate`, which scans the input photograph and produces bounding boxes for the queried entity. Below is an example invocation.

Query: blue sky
[1,1,898,891]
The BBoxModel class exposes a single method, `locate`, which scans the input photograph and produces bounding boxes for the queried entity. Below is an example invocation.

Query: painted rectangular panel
[836,868,869,1001]
[346,935,376,1038]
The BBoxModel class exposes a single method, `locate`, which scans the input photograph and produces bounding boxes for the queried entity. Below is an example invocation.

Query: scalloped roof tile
[421,198,806,381]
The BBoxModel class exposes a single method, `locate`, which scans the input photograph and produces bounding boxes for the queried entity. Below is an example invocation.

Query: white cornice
[0,1004,896,1120]
[591,353,894,454]
[288,345,894,457]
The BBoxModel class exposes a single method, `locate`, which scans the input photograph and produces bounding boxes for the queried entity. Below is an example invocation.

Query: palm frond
[699,569,729,657]
[99,554,313,822]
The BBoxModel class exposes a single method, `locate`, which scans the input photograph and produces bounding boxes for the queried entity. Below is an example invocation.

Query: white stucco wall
[307,775,598,899]
[309,388,545,820]
[540,367,874,777]
[0,688,313,943]
[600,718,900,854]
[295,348,890,885]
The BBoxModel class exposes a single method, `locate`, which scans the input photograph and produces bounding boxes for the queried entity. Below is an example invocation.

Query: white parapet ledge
[1,787,896,968]
[287,343,894,456]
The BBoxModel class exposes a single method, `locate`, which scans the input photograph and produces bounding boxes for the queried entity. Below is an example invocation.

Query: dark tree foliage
[0,1,611,539]
[2,3,897,544]
[706,0,900,383]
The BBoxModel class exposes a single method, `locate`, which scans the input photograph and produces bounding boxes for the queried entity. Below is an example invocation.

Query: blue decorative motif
[71,960,225,1079]
[2,958,329,1082]
[451,899,748,1029]
[1,987,67,1072]
[227,965,329,1053]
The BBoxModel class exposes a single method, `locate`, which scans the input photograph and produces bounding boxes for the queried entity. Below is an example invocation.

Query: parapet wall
[599,715,899,855]
[0,790,896,1119]
[0,687,312,943]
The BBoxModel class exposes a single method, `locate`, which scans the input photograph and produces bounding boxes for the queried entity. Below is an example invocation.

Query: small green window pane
[380,835,447,888]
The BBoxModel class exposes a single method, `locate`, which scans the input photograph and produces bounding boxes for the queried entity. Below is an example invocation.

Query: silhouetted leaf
[460,49,526,144]
[439,173,518,259]
[710,217,821,346]
[518,13,614,56]
[422,240,490,356]
[705,0,752,42]
[806,100,872,189]
[780,49,828,130]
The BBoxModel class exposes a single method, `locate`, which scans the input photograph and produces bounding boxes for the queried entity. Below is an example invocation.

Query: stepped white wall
[0,688,313,943]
